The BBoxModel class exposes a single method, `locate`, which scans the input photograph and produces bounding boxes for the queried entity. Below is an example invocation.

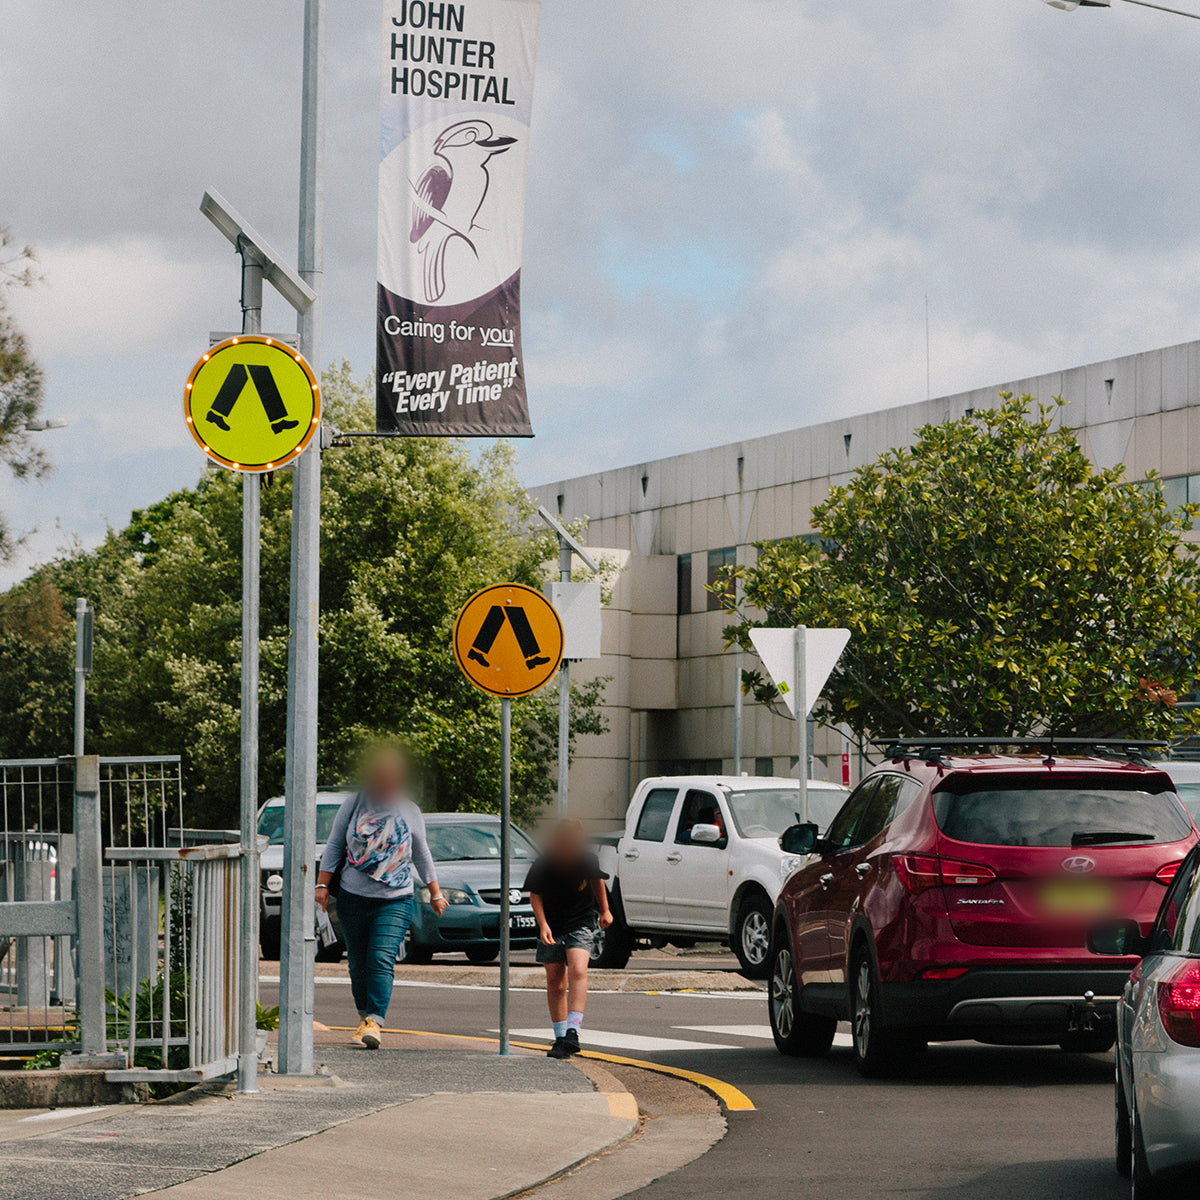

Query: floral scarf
[345,796,413,891]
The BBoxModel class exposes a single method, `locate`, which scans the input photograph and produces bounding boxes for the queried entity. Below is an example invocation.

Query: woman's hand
[315,885,330,912]
[429,892,449,918]
[598,909,614,930]
[538,923,556,947]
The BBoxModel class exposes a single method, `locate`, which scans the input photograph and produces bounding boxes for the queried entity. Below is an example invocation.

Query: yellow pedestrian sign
[454,584,564,697]
[184,335,320,472]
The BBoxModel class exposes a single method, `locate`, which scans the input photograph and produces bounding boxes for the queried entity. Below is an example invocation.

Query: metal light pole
[793,626,808,825]
[279,0,326,1077]
[1043,0,1200,20]
[535,507,600,818]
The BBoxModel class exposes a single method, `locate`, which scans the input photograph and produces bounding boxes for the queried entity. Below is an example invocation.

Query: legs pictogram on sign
[467,605,550,671]
[205,363,301,435]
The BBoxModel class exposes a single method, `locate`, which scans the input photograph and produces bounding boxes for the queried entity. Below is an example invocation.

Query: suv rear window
[932,776,1192,848]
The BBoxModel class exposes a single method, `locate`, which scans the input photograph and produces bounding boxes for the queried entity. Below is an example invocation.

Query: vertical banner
[378,0,541,436]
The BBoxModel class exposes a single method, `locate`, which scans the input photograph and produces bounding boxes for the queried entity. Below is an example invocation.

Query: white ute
[594,775,848,978]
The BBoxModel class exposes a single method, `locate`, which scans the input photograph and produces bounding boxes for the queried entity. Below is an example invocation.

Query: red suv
[768,740,1198,1076]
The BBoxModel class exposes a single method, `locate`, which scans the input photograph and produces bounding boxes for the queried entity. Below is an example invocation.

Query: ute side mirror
[689,823,723,845]
[780,822,819,856]
[1088,919,1148,958]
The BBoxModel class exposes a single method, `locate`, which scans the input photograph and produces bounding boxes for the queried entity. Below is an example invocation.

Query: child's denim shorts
[535,923,597,963]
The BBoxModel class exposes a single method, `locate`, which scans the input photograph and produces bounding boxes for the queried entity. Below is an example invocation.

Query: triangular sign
[748,627,851,718]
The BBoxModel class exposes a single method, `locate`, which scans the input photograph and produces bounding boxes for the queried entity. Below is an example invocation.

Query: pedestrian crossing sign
[184,336,320,472]
[454,584,564,697]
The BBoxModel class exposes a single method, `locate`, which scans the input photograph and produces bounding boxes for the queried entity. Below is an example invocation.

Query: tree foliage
[0,364,606,827]
[721,396,1200,743]
[0,227,47,560]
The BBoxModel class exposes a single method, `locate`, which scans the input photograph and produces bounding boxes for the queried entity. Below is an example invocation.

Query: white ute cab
[594,775,848,978]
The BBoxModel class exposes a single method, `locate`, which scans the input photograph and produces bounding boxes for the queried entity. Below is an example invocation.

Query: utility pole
[279,0,325,1077]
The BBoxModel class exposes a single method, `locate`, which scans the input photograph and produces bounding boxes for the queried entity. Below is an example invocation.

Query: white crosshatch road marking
[676,1024,854,1048]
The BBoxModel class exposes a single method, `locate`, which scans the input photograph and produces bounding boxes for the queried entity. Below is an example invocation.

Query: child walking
[525,819,613,1059]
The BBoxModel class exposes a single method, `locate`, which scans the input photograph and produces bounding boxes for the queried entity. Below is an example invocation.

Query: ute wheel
[1115,1059,1132,1179]
[259,921,281,961]
[590,913,634,970]
[466,946,499,964]
[850,946,910,1078]
[1060,1028,1116,1054]
[769,939,835,1057]
[733,893,773,980]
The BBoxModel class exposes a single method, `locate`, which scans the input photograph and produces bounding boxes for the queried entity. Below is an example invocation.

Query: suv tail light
[1156,862,1182,885]
[1157,961,1200,1047]
[894,855,940,893]
[894,855,997,893]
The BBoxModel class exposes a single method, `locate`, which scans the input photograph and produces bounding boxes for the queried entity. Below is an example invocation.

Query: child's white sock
[553,1020,567,1038]
[567,1011,584,1033]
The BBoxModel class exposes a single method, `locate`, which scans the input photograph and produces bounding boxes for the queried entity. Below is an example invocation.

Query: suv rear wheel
[733,892,772,980]
[769,941,835,1057]
[850,947,914,1078]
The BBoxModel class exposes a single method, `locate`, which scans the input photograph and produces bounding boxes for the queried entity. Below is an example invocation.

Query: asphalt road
[261,954,1126,1200]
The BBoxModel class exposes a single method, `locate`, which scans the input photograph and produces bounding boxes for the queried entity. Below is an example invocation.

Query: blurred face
[365,749,408,803]
[548,820,586,864]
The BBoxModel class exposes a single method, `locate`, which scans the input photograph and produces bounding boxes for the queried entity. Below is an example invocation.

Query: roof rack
[875,736,1167,768]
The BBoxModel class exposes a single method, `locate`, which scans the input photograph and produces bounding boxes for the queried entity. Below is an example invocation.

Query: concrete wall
[535,340,1200,829]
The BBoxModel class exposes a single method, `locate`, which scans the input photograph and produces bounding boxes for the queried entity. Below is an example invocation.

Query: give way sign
[748,627,851,718]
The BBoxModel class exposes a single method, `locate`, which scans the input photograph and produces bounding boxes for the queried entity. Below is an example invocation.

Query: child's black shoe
[547,1036,569,1059]
[563,1029,581,1056]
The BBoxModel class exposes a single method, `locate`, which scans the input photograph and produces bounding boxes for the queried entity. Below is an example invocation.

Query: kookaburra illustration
[409,119,517,304]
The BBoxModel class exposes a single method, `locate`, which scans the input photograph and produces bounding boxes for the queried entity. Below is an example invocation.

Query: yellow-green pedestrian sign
[184,336,320,472]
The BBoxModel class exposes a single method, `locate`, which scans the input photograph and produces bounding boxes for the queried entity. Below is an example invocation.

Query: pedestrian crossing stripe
[184,336,320,472]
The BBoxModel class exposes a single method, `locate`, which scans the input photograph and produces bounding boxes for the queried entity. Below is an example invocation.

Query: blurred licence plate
[510,915,537,931]
[1040,880,1114,916]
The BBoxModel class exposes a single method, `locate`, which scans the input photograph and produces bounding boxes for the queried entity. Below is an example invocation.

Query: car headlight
[780,855,806,880]
[420,886,474,905]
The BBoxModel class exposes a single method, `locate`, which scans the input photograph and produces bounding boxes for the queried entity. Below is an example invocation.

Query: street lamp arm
[1124,0,1200,19]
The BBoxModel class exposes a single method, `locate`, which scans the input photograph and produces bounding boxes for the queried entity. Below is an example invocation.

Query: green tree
[720,396,1200,743]
[0,363,606,827]
[0,227,48,561]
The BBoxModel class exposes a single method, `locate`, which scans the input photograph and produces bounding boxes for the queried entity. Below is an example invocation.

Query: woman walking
[317,746,447,1048]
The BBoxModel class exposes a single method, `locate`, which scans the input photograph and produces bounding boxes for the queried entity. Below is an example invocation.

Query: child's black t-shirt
[524,852,607,935]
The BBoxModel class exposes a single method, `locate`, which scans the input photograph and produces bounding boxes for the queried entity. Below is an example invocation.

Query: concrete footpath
[0,1036,642,1200]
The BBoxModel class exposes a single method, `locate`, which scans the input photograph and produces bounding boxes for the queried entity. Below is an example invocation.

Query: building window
[677,554,692,615]
[755,757,774,778]
[707,547,735,612]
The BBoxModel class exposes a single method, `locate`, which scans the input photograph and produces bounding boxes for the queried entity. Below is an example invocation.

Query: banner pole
[499,697,512,1056]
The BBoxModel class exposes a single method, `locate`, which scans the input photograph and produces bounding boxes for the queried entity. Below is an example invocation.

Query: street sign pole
[236,254,263,1096]
[280,0,325,1078]
[499,697,512,1056]
[794,626,807,825]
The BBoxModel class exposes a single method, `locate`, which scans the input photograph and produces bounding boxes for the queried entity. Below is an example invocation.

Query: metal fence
[0,756,251,1084]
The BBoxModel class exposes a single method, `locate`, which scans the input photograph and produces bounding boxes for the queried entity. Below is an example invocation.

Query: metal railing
[0,755,255,1084]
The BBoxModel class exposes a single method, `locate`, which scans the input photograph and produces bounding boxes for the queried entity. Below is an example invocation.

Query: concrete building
[531,338,1200,828]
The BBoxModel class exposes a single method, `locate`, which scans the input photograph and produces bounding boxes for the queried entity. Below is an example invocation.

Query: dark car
[403,813,541,963]
[768,741,1198,1076]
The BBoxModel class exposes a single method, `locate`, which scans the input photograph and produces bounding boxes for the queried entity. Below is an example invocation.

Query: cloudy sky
[4,0,1200,585]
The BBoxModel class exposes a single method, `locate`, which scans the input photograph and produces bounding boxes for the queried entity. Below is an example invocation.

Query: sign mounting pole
[453,583,563,1058]
[794,626,807,826]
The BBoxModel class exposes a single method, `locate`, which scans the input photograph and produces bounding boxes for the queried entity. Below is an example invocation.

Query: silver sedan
[1093,844,1200,1197]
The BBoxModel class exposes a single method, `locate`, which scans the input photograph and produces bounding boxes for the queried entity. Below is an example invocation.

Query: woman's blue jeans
[335,890,416,1020]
